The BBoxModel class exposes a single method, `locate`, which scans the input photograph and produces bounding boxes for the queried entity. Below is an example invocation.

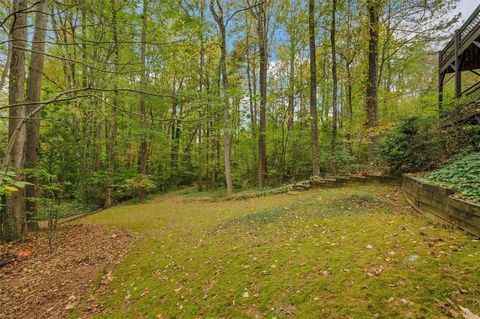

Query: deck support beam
[455,30,462,98]
[438,52,444,113]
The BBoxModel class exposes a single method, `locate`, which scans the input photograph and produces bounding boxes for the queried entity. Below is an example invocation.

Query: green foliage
[0,170,31,196]
[320,143,358,176]
[121,174,157,198]
[79,172,108,207]
[379,117,450,174]
[1,0,464,211]
[35,199,95,221]
[425,152,480,201]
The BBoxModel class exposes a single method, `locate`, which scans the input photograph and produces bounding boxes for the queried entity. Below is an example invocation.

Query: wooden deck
[439,5,480,75]
[438,4,480,119]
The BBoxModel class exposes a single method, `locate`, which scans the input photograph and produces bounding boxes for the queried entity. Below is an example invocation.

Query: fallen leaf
[460,306,480,319]
[17,249,33,258]
[400,298,414,306]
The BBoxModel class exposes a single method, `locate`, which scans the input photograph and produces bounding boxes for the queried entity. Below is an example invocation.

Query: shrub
[379,117,449,174]
[121,174,157,198]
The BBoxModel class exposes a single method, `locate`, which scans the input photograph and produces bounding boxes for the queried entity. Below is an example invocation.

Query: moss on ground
[79,184,480,318]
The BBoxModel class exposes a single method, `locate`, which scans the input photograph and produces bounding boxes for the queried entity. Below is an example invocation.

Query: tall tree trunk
[210,0,233,195]
[257,1,267,187]
[197,1,206,192]
[308,0,320,177]
[94,119,102,171]
[287,41,295,132]
[138,0,148,199]
[25,0,48,231]
[330,0,338,161]
[365,0,379,128]
[3,0,28,241]
[105,0,119,207]
[245,19,257,182]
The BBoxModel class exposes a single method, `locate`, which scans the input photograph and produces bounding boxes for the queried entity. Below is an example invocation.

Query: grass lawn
[79,184,480,318]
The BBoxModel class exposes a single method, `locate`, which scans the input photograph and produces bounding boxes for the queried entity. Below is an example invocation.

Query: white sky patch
[457,0,480,26]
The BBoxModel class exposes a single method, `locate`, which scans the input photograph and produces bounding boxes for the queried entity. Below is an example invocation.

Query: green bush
[425,152,480,201]
[380,117,448,174]
[121,174,157,198]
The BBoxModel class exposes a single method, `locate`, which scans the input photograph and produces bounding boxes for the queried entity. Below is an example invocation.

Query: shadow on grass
[213,205,300,231]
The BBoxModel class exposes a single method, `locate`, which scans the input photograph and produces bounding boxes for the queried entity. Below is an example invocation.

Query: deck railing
[439,5,480,69]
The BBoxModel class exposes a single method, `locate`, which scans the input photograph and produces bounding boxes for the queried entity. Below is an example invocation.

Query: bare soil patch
[0,224,135,319]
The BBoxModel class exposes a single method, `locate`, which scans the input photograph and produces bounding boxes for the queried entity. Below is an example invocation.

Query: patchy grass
[79,184,480,318]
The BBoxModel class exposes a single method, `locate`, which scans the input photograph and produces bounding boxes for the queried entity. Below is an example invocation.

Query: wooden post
[455,30,462,98]
[438,51,443,113]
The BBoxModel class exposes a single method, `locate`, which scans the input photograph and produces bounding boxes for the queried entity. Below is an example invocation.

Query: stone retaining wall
[402,175,480,237]
[309,174,401,188]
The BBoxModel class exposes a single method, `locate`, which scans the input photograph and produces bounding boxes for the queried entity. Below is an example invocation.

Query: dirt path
[0,224,135,319]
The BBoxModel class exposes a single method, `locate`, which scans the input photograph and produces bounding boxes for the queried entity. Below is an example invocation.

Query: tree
[138,0,148,199]
[330,0,338,158]
[249,0,268,187]
[25,0,49,230]
[210,0,233,195]
[308,0,320,176]
[105,0,120,207]
[365,0,379,128]
[197,0,206,192]
[3,0,28,241]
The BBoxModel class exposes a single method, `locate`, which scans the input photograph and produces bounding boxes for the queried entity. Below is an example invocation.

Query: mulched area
[0,224,136,319]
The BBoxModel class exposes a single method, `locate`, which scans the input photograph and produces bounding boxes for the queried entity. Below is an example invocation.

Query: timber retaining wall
[402,175,480,237]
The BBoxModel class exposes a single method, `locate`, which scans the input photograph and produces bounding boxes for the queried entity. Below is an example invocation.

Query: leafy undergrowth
[78,185,480,318]
[425,152,480,202]
[35,200,98,221]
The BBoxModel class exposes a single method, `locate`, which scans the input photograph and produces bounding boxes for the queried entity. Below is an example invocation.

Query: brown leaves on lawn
[460,306,480,319]
[366,264,385,277]
[0,224,135,319]
[436,299,480,319]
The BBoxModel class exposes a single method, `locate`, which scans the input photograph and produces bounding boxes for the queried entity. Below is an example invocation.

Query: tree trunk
[197,1,206,192]
[105,0,119,207]
[330,0,338,161]
[3,0,28,242]
[210,0,233,195]
[287,41,295,131]
[365,0,379,128]
[25,0,48,231]
[257,1,267,188]
[138,0,148,199]
[245,19,257,182]
[308,0,320,177]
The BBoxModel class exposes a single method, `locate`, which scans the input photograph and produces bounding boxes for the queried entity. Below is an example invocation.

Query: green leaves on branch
[0,171,33,195]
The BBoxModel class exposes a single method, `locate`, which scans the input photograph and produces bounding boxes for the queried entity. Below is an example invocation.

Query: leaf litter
[0,224,135,319]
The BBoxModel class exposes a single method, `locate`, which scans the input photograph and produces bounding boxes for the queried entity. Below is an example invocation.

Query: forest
[1,0,480,317]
